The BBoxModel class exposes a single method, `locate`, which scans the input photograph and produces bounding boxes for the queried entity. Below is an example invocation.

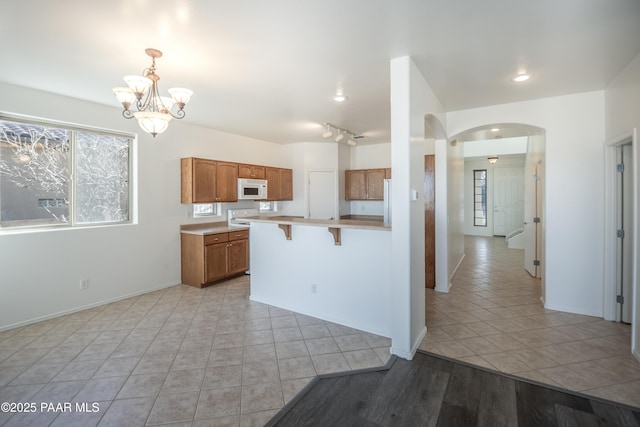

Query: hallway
[420,236,640,408]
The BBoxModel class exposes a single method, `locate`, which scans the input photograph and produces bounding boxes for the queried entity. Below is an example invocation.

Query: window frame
[0,112,136,231]
[473,169,488,227]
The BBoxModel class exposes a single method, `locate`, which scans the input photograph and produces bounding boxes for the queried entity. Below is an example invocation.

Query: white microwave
[237,178,268,200]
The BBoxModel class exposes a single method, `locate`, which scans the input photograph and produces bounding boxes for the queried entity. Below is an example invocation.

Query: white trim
[603,133,634,321]
[391,325,427,360]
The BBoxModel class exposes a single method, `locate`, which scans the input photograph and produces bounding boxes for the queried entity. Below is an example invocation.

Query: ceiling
[1,0,639,145]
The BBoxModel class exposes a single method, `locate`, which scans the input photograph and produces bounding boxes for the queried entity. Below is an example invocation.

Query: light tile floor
[420,235,640,408]
[0,275,391,426]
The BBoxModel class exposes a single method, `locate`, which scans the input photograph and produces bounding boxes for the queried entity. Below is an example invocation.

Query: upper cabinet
[238,163,266,179]
[265,167,293,201]
[181,158,238,203]
[345,168,387,200]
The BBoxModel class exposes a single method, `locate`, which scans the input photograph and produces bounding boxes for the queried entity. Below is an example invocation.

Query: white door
[494,168,524,236]
[617,143,634,323]
[308,170,337,220]
[524,163,538,277]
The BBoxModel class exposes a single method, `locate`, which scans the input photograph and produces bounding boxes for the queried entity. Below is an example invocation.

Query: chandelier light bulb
[113,48,192,137]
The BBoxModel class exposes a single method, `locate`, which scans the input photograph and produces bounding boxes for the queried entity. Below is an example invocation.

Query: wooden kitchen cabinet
[181,158,238,203]
[181,229,249,287]
[238,163,266,179]
[265,167,293,201]
[345,168,386,200]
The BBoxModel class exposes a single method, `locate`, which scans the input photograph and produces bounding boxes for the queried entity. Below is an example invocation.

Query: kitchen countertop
[246,215,391,231]
[180,221,249,235]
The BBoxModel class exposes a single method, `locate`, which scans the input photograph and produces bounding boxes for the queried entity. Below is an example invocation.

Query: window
[259,201,278,213]
[473,169,487,226]
[193,203,221,217]
[0,115,133,229]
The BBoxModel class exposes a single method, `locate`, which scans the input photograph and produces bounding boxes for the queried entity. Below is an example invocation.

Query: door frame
[603,129,638,361]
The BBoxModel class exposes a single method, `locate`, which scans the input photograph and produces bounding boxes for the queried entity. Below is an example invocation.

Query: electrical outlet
[311,283,318,294]
[80,279,89,290]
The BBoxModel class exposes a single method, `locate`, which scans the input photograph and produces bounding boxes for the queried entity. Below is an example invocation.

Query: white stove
[227,208,258,228]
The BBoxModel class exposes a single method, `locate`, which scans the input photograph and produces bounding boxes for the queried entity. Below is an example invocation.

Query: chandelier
[113,48,193,137]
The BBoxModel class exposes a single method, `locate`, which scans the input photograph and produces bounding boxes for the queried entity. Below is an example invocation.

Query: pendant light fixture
[113,48,193,137]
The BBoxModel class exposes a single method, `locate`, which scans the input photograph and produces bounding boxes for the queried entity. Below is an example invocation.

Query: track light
[321,123,365,145]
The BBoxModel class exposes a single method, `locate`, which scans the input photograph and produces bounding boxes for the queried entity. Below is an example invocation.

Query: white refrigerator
[383,179,392,224]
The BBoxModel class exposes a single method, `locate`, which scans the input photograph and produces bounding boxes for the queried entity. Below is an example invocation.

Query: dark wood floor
[267,351,640,427]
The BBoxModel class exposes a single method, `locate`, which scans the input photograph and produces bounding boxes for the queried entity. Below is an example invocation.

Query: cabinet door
[216,161,238,202]
[265,167,280,201]
[366,169,386,200]
[227,239,249,275]
[251,165,266,179]
[238,164,253,179]
[346,170,367,200]
[190,158,217,203]
[238,164,266,179]
[205,243,228,283]
[279,169,293,200]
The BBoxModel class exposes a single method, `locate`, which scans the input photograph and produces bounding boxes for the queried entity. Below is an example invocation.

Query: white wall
[283,142,340,218]
[447,91,606,316]
[0,82,292,329]
[347,142,391,216]
[249,222,392,336]
[604,52,640,357]
[351,143,391,169]
[390,56,445,358]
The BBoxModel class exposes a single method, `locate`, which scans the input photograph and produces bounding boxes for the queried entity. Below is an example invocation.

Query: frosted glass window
[0,116,133,229]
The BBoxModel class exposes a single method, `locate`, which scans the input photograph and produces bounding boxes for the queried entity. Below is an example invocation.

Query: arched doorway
[448,123,546,302]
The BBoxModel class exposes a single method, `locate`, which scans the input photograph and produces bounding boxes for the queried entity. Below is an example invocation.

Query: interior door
[617,143,634,323]
[494,168,524,236]
[425,155,436,288]
[308,170,337,219]
[524,163,538,277]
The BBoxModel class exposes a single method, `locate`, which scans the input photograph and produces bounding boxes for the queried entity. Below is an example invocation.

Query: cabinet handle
[213,238,219,241]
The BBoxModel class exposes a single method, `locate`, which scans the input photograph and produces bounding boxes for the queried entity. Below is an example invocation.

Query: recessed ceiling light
[491,128,500,132]
[333,94,347,102]
[513,73,531,82]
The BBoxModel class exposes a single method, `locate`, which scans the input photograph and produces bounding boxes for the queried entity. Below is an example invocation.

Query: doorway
[451,123,545,296]
[616,143,634,324]
[493,167,524,237]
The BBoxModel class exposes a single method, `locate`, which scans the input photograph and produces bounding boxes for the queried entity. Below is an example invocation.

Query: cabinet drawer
[229,230,249,241]
[204,233,229,245]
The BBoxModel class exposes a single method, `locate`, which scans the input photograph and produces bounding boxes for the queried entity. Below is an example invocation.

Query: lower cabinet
[181,229,249,287]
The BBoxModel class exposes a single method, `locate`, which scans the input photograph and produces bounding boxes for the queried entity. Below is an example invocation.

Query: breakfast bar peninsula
[247,216,392,337]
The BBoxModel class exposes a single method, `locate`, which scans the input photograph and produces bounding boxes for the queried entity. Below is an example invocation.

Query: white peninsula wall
[248,219,392,337]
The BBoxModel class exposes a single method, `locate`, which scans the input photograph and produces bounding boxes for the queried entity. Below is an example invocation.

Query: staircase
[506,228,524,249]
